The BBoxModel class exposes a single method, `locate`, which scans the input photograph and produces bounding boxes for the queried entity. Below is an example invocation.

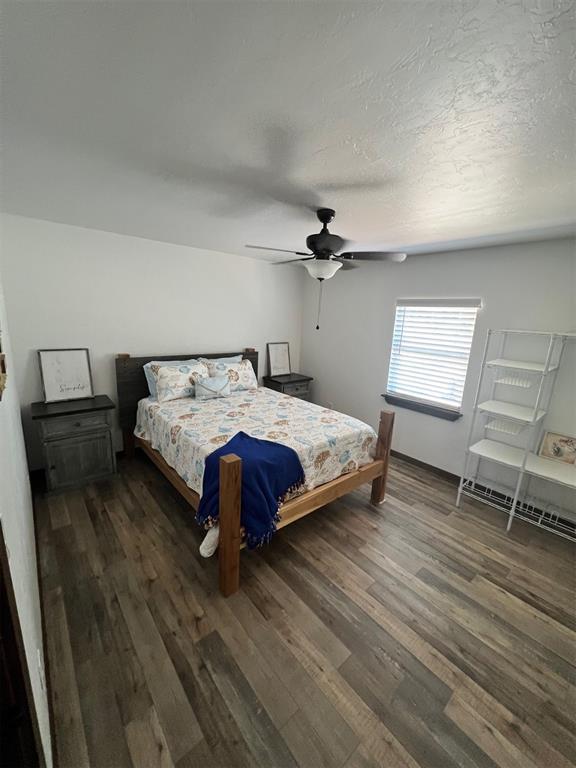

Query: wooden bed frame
[115,350,394,596]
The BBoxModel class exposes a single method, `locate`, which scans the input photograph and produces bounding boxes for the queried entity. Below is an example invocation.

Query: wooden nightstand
[263,373,313,400]
[31,395,116,492]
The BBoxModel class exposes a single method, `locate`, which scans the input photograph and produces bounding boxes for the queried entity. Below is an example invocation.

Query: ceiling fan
[247,208,407,281]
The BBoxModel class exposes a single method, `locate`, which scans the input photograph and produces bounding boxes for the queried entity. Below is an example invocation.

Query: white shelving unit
[468,440,576,487]
[485,358,558,373]
[456,329,576,540]
[477,400,546,423]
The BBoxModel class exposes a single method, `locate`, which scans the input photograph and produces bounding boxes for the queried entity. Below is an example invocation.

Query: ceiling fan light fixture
[303,259,342,281]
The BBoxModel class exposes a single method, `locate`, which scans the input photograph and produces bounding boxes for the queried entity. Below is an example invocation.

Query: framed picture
[538,431,576,465]
[38,348,94,402]
[267,342,291,377]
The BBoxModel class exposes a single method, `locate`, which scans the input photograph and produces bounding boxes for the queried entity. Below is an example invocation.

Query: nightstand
[263,373,313,400]
[31,395,116,492]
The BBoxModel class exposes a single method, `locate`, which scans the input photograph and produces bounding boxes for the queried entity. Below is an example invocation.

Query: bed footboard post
[370,410,394,505]
[219,454,242,597]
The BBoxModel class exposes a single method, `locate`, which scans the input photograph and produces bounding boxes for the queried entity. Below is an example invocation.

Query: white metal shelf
[477,400,546,423]
[485,419,524,435]
[493,374,532,388]
[469,439,576,489]
[494,330,576,337]
[486,358,558,373]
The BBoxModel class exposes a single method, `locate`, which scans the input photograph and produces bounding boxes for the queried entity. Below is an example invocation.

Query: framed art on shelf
[267,342,291,376]
[538,431,576,465]
[38,348,94,402]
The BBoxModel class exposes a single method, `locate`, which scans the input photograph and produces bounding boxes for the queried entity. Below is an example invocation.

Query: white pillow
[155,362,209,403]
[144,358,198,398]
[206,359,258,391]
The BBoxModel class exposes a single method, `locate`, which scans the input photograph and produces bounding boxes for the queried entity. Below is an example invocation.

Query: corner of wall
[0,261,52,767]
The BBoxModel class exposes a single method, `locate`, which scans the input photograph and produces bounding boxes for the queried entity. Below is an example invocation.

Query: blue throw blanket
[196,431,305,549]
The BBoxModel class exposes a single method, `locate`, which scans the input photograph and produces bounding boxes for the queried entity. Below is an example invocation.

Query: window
[385,298,481,419]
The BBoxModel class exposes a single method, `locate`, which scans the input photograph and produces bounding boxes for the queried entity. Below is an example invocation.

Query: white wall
[0,214,305,468]
[0,261,52,766]
[300,238,576,479]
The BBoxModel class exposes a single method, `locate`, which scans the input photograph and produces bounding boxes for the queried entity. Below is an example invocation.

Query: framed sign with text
[38,348,94,402]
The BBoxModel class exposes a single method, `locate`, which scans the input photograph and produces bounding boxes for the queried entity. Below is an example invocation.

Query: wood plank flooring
[37,454,576,768]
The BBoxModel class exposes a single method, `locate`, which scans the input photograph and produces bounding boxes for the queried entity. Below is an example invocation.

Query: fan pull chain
[316,280,324,330]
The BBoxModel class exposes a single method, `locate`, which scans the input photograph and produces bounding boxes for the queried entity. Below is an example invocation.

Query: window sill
[382,394,462,421]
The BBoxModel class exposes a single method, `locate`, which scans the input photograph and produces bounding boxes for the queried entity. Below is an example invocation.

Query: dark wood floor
[37,453,576,768]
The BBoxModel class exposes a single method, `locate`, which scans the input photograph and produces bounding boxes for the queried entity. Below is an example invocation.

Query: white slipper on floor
[199,525,220,558]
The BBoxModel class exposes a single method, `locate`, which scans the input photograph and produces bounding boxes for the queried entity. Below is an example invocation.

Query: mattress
[135,387,377,496]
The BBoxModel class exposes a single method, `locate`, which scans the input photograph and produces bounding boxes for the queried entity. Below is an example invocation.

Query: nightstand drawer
[284,382,310,397]
[262,374,313,399]
[40,412,109,439]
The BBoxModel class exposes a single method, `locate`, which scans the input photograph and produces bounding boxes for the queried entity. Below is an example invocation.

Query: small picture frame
[538,431,576,465]
[38,348,94,403]
[267,342,291,377]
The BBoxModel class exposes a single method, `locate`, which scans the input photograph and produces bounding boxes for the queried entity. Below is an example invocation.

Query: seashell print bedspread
[135,387,377,497]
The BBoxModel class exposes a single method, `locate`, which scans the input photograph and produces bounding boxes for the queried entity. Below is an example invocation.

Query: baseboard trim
[390,450,459,485]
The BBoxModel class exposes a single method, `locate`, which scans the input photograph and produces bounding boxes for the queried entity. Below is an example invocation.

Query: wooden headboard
[115,349,259,433]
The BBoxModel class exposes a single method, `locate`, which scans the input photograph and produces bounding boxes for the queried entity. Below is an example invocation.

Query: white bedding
[135,387,377,496]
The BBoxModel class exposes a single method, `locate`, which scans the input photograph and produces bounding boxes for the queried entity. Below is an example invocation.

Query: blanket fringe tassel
[195,480,306,549]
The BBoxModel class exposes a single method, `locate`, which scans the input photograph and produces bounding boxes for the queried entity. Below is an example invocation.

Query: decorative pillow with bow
[155,362,209,403]
[206,359,258,392]
[195,375,232,400]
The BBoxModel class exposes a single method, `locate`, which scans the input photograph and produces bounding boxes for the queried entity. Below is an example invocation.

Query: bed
[116,350,394,596]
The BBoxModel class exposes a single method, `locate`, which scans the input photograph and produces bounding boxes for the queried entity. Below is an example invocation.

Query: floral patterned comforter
[135,387,377,496]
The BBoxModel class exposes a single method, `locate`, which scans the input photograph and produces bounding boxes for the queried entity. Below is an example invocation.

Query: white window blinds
[386,298,481,411]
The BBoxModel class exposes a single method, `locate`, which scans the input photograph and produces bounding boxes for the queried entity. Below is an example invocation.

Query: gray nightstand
[263,373,313,400]
[31,395,116,491]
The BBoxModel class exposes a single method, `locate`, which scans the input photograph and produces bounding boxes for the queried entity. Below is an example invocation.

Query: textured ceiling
[1,0,575,258]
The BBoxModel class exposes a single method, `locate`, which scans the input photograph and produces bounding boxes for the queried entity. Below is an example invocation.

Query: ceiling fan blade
[339,251,407,263]
[272,257,317,265]
[245,245,311,256]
